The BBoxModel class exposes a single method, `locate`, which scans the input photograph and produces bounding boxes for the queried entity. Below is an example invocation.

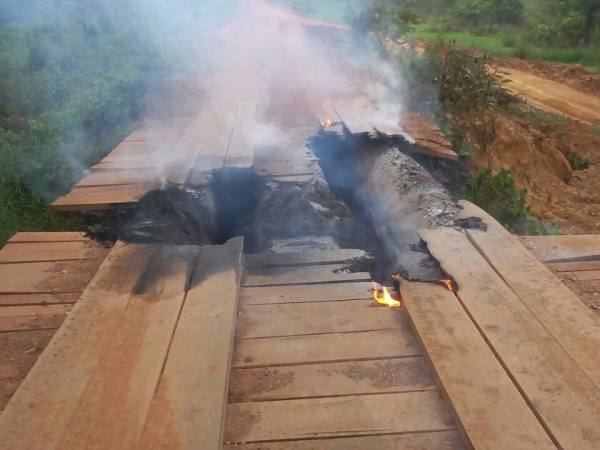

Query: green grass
[410,23,600,71]
[523,111,567,124]
[271,0,354,24]
[585,124,600,135]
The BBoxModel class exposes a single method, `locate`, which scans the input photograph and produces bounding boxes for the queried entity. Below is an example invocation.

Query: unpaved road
[502,67,600,126]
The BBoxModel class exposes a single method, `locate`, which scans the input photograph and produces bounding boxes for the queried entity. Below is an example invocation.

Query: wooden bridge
[1,200,600,449]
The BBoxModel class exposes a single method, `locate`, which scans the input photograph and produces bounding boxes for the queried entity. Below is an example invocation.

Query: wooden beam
[225,391,454,443]
[233,328,419,368]
[225,431,465,450]
[457,200,600,390]
[229,356,435,402]
[239,282,374,305]
[241,264,370,286]
[401,281,555,450]
[236,300,402,339]
[244,249,366,268]
[7,232,88,243]
[138,237,244,450]
[421,227,600,450]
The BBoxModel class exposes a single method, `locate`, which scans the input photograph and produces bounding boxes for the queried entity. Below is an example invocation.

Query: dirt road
[502,67,600,126]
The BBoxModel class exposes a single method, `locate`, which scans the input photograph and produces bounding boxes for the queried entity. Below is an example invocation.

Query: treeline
[353,0,600,47]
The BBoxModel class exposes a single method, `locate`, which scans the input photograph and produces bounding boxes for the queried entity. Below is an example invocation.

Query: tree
[547,0,600,44]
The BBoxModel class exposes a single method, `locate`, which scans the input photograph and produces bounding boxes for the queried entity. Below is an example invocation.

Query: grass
[271,0,355,24]
[523,111,567,124]
[410,23,600,71]
[585,124,600,135]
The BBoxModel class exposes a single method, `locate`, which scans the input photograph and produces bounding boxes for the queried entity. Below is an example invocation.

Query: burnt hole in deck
[210,170,266,253]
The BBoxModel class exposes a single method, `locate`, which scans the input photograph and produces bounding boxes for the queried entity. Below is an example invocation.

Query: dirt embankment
[487,112,600,233]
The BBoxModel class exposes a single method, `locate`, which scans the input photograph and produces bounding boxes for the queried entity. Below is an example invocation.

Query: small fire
[372,281,401,308]
[440,279,456,293]
[321,117,333,128]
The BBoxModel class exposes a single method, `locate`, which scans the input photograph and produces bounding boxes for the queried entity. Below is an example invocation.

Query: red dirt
[497,57,600,99]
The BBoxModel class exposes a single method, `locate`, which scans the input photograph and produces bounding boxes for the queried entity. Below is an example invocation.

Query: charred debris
[89,126,475,285]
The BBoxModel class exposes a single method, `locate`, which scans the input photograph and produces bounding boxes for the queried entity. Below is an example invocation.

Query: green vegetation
[0,0,238,246]
[272,0,358,24]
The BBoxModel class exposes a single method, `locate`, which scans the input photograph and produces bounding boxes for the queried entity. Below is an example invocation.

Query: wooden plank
[0,293,80,306]
[254,159,318,177]
[457,201,600,390]
[0,315,66,333]
[522,235,600,262]
[352,97,416,143]
[401,281,555,450]
[123,118,193,142]
[546,260,600,272]
[138,238,244,450]
[76,170,158,187]
[7,232,88,243]
[189,105,237,173]
[236,300,401,339]
[244,249,366,268]
[229,356,436,402]
[0,304,72,318]
[421,227,600,450]
[0,260,100,294]
[55,246,199,450]
[225,102,256,169]
[411,141,459,160]
[0,242,156,449]
[242,264,370,286]
[51,184,153,211]
[239,282,374,305]
[571,270,600,281]
[330,99,376,136]
[224,391,455,443]
[0,241,107,264]
[233,328,419,368]
[226,431,465,450]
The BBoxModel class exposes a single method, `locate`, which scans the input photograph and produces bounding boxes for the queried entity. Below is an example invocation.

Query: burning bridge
[0,96,599,450]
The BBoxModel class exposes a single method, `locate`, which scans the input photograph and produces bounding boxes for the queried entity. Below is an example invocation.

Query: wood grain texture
[232,328,419,368]
[244,249,366,268]
[224,391,455,443]
[7,232,88,243]
[0,242,156,449]
[55,246,198,450]
[402,281,555,450]
[241,264,370,286]
[0,241,107,264]
[421,227,600,450]
[51,184,153,211]
[224,431,465,450]
[457,200,600,390]
[236,300,402,339]
[138,238,243,450]
[546,260,600,272]
[522,235,600,262]
[229,356,435,402]
[570,270,600,281]
[239,282,374,305]
[0,260,101,294]
[0,293,80,306]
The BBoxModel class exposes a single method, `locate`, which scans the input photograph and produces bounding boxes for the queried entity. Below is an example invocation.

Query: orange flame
[372,281,401,308]
[321,117,333,128]
[440,279,456,293]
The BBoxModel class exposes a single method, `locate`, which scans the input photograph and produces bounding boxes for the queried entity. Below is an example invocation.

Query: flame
[440,279,456,293]
[321,117,333,128]
[372,281,401,308]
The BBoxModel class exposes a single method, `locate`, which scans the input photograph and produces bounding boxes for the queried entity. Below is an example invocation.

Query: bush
[502,35,517,48]
[461,167,530,230]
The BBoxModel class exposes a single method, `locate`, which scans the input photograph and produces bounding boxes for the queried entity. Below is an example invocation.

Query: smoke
[2,0,417,200]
